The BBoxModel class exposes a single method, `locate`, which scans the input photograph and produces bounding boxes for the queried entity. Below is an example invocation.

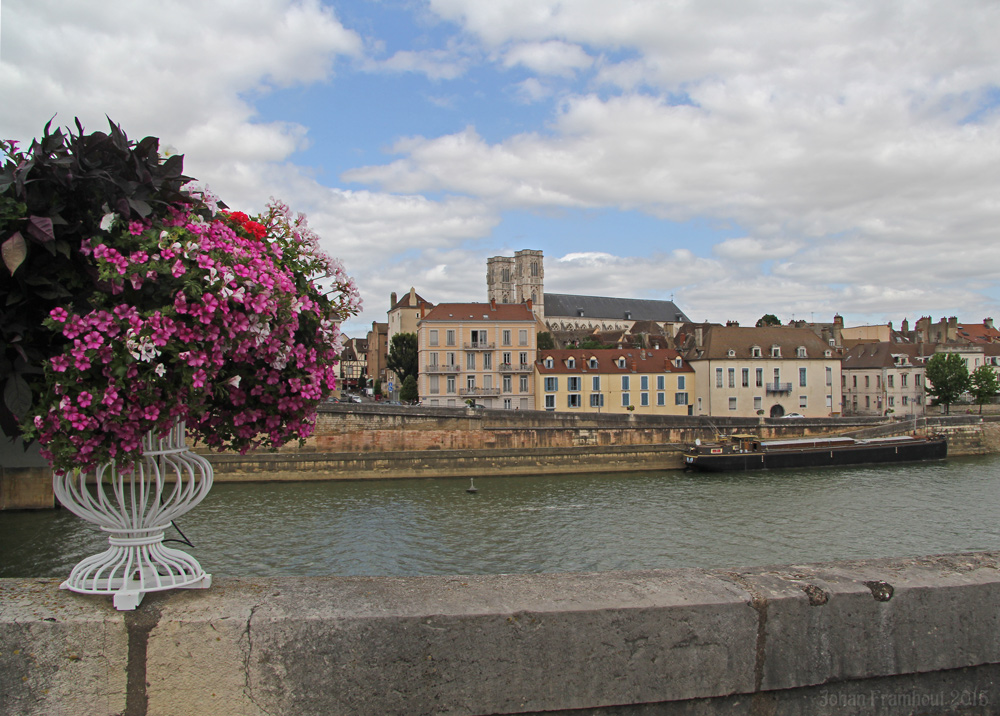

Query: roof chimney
[490,298,497,310]
[409,287,416,305]
[390,291,397,308]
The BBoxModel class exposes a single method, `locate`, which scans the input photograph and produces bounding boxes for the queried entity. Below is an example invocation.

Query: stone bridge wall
[3,552,1000,715]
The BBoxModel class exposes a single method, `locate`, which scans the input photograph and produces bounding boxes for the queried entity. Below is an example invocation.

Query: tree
[925,352,970,414]
[969,364,1000,414]
[537,332,554,350]
[386,332,418,383]
[755,314,781,327]
[399,375,418,403]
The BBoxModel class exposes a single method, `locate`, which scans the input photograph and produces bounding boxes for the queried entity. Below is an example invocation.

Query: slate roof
[543,293,691,323]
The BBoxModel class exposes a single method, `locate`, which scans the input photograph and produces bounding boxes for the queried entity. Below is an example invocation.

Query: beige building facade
[841,343,927,417]
[534,348,694,414]
[417,301,537,409]
[679,325,842,418]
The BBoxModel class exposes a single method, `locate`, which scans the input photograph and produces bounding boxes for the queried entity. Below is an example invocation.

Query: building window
[518,329,528,345]
[545,395,555,410]
[756,368,763,387]
[592,376,600,391]
[799,368,807,387]
[826,367,832,386]
[728,368,735,388]
[428,353,439,368]
[915,373,922,387]
[519,352,528,367]
[657,392,665,406]
[429,376,440,394]
[446,329,456,346]
[677,375,686,390]
[622,393,630,407]
[483,353,492,370]
[590,394,604,407]
[853,375,857,387]
[567,357,576,369]
[429,330,439,346]
[466,353,476,370]
[447,376,456,393]
[657,375,665,390]
[865,375,870,388]
[888,374,895,388]
[467,375,476,391]
[641,376,649,390]
[716,368,723,388]
[483,375,493,390]
[902,395,909,406]
[621,376,630,391]
[446,352,456,367]
[742,368,749,387]
[503,375,512,392]
[865,395,870,408]
[752,346,762,358]
[876,375,881,388]
[545,377,558,392]
[520,376,528,392]
[502,330,512,346]
[901,373,908,387]
[754,396,762,411]
[544,357,553,368]
[675,392,688,405]
[797,346,807,358]
[640,393,649,406]
[471,329,487,346]
[504,398,512,410]
[771,346,781,358]
[729,397,737,410]
[889,396,895,407]
[568,394,582,408]
[567,377,581,391]
[800,395,807,408]
[589,358,599,369]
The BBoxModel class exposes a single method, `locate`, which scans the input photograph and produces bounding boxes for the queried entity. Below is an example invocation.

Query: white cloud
[503,41,593,77]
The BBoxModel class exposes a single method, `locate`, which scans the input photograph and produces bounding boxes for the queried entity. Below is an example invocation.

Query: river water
[3,455,1000,579]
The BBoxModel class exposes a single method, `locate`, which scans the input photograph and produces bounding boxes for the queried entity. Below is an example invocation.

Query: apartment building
[841,343,927,417]
[534,348,694,414]
[417,301,537,409]
[678,324,842,417]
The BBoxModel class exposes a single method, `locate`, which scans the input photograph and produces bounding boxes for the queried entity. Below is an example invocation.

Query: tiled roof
[684,325,835,360]
[544,293,690,323]
[957,323,1000,343]
[391,290,431,310]
[841,343,927,369]
[422,303,535,322]
[536,348,693,375]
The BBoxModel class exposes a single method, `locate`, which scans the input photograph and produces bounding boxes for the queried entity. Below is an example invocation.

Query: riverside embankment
[203,404,1000,482]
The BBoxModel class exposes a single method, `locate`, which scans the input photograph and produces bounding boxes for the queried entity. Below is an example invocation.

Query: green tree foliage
[580,338,607,349]
[537,332,554,350]
[400,374,418,403]
[755,314,781,327]
[925,352,971,414]
[386,332,418,383]
[969,364,1000,414]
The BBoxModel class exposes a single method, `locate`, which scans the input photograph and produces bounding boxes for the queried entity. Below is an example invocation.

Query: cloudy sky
[3,0,1000,337]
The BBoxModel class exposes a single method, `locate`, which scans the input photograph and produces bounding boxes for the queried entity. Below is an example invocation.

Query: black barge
[684,433,947,472]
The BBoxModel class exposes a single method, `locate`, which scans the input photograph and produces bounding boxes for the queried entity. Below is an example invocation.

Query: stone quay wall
[205,406,994,482]
[4,551,1000,716]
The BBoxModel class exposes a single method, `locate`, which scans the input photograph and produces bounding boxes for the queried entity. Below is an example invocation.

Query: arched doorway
[769,404,785,418]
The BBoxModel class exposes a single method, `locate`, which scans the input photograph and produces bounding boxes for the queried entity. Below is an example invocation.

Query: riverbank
[205,406,1000,482]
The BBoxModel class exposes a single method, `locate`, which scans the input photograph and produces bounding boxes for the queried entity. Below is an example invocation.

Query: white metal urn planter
[53,421,212,610]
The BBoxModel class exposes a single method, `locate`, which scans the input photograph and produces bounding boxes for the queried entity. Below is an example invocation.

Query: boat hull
[685,438,947,472]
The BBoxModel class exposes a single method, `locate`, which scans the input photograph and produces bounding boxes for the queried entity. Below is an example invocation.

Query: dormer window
[544,357,554,369]
[727,349,736,358]
[567,357,576,369]
[824,349,832,358]
[771,345,781,358]
[588,358,599,369]
[752,346,762,358]
[674,357,683,368]
[796,346,807,358]
[617,357,627,369]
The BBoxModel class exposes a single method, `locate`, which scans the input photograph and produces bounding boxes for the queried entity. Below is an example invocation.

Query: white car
[781,412,805,419]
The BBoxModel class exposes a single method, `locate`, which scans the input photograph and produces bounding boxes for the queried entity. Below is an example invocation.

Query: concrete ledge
[3,552,1000,715]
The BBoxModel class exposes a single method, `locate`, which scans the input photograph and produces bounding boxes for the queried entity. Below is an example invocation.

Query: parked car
[781,412,805,419]
[349,394,363,403]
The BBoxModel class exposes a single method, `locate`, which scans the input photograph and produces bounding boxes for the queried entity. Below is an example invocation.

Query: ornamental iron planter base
[53,421,213,610]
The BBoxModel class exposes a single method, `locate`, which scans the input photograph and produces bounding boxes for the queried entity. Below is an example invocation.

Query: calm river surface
[4,454,1000,579]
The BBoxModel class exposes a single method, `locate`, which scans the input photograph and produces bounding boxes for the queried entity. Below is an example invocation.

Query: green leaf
[3,373,31,418]
[2,231,26,274]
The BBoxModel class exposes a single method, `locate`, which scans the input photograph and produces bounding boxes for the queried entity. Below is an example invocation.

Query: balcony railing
[423,364,461,374]
[765,382,793,394]
[463,342,496,350]
[498,363,533,373]
[459,387,501,396]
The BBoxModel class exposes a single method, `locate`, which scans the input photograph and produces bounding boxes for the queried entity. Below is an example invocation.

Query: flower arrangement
[1,120,360,473]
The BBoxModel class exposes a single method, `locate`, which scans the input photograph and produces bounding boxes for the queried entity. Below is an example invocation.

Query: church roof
[543,293,690,323]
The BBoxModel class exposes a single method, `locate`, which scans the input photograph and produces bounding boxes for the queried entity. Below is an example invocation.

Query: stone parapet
[3,552,1000,715]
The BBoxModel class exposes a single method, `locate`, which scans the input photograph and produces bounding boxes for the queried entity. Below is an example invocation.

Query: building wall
[842,366,926,417]
[418,310,536,409]
[692,357,842,417]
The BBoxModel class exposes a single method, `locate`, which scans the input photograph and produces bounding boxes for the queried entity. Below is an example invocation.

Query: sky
[3,0,1000,339]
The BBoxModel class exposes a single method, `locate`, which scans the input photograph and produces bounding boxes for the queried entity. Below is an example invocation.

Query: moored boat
[684,433,947,472]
